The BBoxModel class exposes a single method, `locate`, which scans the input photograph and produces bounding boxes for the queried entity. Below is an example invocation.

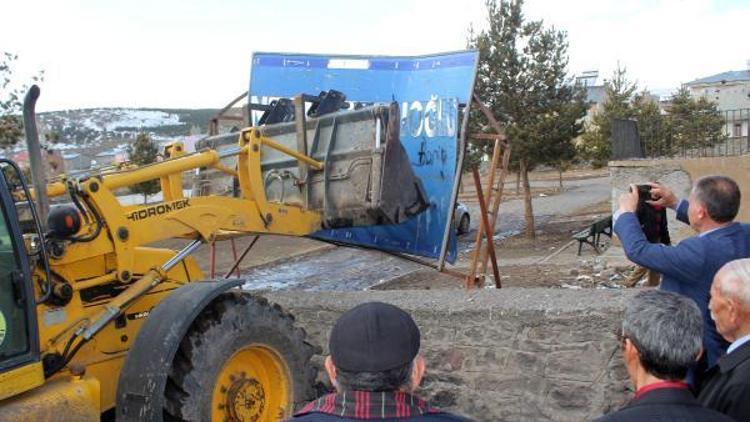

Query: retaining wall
[267,288,636,422]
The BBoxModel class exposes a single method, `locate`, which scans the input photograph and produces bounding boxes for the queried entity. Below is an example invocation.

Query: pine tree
[0,52,44,150]
[539,86,588,191]
[127,133,160,203]
[0,53,25,150]
[632,90,666,156]
[469,0,586,239]
[579,64,637,165]
[668,87,725,153]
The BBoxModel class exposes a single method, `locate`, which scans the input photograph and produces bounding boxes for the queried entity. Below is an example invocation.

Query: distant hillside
[36,108,222,144]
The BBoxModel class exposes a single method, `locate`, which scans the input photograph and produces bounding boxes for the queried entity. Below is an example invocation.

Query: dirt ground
[457,167,609,202]
[375,198,630,290]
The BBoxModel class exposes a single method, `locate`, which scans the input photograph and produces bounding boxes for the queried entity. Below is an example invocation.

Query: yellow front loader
[0,86,427,421]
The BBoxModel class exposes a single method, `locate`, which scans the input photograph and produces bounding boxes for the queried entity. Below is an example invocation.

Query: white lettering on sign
[400,96,458,138]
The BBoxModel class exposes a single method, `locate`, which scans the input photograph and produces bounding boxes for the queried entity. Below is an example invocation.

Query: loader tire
[163,292,317,421]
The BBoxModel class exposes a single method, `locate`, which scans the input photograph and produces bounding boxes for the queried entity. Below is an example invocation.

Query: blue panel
[249,51,478,263]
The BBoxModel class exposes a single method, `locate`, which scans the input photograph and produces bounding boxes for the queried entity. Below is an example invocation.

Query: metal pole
[209,241,216,279]
[294,95,309,208]
[230,238,240,278]
[224,235,260,279]
[23,85,50,227]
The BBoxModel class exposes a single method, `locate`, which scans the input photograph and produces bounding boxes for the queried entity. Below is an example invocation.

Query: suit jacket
[699,340,750,421]
[615,201,750,367]
[596,387,733,422]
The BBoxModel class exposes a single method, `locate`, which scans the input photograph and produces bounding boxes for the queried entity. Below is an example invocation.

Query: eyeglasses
[613,326,627,348]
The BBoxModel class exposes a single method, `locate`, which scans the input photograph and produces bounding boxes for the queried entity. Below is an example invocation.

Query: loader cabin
[0,164,45,401]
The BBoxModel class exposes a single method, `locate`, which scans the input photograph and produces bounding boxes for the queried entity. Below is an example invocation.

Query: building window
[733,123,742,137]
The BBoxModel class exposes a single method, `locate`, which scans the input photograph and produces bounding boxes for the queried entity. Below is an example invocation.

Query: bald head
[711,259,750,342]
[715,259,750,309]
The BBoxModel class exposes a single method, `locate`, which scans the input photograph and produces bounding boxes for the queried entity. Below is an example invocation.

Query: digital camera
[629,184,653,201]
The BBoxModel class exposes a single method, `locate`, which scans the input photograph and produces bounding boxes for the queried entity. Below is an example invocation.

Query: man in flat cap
[291,302,473,421]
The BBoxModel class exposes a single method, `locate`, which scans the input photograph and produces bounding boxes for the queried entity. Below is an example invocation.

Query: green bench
[573,215,613,255]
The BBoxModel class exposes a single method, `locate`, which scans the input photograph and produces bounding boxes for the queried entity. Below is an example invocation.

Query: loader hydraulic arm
[57,128,327,342]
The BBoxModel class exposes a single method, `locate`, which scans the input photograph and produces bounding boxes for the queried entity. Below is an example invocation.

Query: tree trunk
[558,166,564,192]
[143,193,148,204]
[515,171,521,194]
[520,158,535,239]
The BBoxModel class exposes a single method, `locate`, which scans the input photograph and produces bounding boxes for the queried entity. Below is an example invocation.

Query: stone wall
[267,288,636,422]
[610,155,750,244]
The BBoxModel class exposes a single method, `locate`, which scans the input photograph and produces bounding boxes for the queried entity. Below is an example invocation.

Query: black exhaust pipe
[23,84,49,227]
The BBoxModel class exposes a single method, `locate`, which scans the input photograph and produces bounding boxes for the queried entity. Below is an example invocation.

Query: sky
[2,0,749,111]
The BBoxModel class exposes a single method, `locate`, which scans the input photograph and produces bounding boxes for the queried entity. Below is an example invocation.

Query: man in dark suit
[597,290,732,421]
[615,176,750,372]
[699,258,750,420]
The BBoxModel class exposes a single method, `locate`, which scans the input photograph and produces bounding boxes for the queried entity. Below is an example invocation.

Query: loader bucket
[258,102,428,228]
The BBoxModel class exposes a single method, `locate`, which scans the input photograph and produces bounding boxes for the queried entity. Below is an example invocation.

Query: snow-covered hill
[36,107,219,145]
[78,109,182,132]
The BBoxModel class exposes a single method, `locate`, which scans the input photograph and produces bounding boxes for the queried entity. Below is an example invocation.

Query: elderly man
[597,290,732,421]
[615,176,750,373]
[699,258,750,420]
[291,302,472,421]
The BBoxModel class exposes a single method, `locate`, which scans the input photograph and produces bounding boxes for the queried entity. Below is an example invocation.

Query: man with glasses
[597,290,731,421]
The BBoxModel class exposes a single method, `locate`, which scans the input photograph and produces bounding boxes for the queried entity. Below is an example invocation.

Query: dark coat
[699,340,750,421]
[615,200,750,367]
[596,387,734,422]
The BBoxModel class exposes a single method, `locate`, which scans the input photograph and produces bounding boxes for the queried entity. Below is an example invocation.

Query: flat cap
[329,302,420,372]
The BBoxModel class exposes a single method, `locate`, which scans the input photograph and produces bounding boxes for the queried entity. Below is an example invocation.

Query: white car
[454,202,471,235]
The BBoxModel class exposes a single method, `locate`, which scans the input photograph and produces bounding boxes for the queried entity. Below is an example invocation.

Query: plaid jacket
[291,391,471,421]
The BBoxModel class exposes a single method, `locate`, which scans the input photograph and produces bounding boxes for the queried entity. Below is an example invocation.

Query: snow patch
[80,109,184,132]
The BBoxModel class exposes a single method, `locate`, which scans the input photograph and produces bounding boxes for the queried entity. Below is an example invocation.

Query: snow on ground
[81,109,184,132]
[47,142,78,150]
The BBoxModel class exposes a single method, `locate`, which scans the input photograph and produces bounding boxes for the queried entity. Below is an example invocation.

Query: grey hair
[692,175,741,223]
[716,258,750,309]
[622,290,703,380]
[335,360,415,392]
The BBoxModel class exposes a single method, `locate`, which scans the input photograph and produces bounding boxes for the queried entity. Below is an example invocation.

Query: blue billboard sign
[249,51,478,263]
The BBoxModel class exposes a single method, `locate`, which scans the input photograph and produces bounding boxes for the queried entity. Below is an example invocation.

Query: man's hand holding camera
[644,182,679,209]
[618,184,641,214]
[618,182,679,215]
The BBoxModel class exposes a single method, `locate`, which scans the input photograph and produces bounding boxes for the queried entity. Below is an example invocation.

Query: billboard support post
[471,167,501,288]
[458,96,511,288]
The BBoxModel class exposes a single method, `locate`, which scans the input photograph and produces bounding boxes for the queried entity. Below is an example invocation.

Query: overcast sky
[2,0,749,111]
